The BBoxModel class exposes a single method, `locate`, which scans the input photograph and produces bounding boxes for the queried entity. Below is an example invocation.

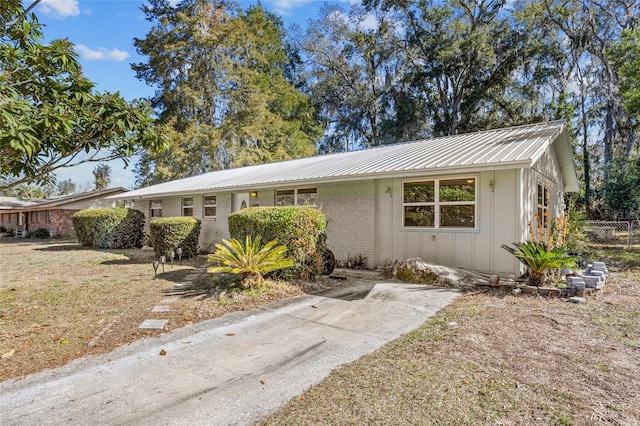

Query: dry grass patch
[0,240,310,382]
[261,270,640,425]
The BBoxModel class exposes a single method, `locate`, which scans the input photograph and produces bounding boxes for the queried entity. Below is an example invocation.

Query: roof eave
[551,129,580,192]
[109,161,532,200]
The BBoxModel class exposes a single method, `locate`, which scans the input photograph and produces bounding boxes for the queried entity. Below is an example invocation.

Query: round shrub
[72,207,145,249]
[149,217,201,260]
[228,206,327,280]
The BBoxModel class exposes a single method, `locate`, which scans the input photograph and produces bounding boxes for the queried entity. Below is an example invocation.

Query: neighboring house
[109,121,579,276]
[0,188,128,238]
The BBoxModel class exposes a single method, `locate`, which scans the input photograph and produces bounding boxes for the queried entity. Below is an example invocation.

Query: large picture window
[203,196,216,218]
[403,178,476,229]
[150,200,163,218]
[276,188,317,206]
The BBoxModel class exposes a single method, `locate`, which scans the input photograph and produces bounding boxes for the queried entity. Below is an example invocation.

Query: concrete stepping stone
[152,305,171,313]
[139,319,168,330]
[161,297,178,304]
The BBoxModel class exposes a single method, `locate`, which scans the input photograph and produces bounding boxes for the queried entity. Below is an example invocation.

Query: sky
[29,0,351,190]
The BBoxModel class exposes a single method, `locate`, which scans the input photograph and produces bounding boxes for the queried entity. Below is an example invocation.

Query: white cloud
[358,13,378,31]
[268,0,316,16]
[74,44,129,62]
[38,0,81,19]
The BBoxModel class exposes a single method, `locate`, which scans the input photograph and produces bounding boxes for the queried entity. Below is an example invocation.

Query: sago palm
[207,235,294,288]
[502,241,577,286]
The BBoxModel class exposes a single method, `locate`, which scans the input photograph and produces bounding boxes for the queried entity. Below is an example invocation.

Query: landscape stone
[152,306,171,313]
[568,297,587,304]
[139,319,168,330]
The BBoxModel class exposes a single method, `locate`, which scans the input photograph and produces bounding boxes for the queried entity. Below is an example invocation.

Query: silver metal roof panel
[113,121,576,199]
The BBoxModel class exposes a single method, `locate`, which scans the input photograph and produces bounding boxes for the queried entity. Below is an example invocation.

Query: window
[297,188,317,206]
[276,188,317,206]
[403,178,476,229]
[150,200,163,218]
[33,211,40,223]
[182,198,194,217]
[276,189,295,206]
[45,210,51,223]
[203,196,216,218]
[537,183,549,228]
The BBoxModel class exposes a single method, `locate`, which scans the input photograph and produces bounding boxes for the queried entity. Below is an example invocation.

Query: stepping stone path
[138,266,208,330]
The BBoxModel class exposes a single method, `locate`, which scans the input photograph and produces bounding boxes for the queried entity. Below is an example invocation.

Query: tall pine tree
[132,0,320,186]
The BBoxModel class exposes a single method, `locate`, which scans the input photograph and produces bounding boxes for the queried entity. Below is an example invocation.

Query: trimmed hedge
[72,207,145,249]
[149,217,201,259]
[228,206,327,280]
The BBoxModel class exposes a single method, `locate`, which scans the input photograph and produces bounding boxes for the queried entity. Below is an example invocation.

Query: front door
[233,193,250,212]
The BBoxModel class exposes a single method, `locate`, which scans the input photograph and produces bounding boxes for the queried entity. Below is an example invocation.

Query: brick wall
[319,181,376,268]
[0,209,78,238]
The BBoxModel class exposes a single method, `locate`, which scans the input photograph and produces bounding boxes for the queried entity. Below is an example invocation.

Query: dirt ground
[0,239,334,382]
[262,269,640,425]
[2,239,639,424]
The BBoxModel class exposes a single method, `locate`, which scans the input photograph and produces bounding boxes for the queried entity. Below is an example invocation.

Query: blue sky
[30,0,350,190]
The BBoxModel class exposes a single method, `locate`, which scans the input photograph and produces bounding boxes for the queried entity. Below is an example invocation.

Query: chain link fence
[584,220,639,248]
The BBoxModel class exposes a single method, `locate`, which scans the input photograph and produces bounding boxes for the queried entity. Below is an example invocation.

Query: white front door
[233,193,250,212]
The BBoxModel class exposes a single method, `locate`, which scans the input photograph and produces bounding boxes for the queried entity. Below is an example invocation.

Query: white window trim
[537,182,550,229]
[182,197,194,217]
[402,177,478,230]
[203,195,217,219]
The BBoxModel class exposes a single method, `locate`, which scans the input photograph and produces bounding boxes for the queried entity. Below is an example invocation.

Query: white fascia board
[111,161,531,200]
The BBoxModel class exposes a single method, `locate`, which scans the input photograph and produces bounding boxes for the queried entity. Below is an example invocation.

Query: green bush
[149,217,201,259]
[26,228,52,239]
[228,206,327,280]
[72,207,145,249]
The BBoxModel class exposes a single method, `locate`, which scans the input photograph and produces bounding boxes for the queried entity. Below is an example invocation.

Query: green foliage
[228,206,327,280]
[92,164,111,191]
[132,1,321,186]
[26,228,51,239]
[1,184,44,198]
[72,208,145,249]
[603,158,640,218]
[149,217,201,259]
[0,2,166,191]
[502,241,577,286]
[611,24,640,119]
[208,235,294,289]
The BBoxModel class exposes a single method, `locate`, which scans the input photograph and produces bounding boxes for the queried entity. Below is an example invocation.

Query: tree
[299,5,425,153]
[93,164,111,190]
[364,0,531,136]
[56,179,76,196]
[3,184,44,198]
[613,25,640,119]
[523,0,639,215]
[132,0,321,186]
[0,0,166,191]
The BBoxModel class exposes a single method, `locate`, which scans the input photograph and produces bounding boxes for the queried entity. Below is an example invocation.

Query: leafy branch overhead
[0,0,167,191]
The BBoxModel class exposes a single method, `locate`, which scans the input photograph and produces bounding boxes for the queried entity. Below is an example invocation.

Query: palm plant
[207,235,294,289]
[502,241,577,286]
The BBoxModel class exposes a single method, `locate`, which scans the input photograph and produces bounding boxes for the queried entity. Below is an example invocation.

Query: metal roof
[112,120,578,200]
[0,188,128,211]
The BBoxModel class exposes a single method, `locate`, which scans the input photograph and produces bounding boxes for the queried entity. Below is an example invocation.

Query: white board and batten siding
[373,170,519,275]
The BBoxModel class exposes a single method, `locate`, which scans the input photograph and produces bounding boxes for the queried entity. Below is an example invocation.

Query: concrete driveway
[0,280,460,425]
